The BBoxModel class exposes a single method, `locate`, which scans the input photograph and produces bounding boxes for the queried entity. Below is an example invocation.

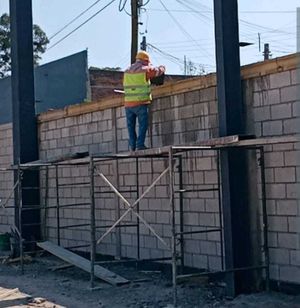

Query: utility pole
[131,0,138,64]
[184,55,187,75]
[263,43,271,60]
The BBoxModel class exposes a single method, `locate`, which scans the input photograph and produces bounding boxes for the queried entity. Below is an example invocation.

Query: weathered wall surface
[0,53,299,285]
[0,123,14,233]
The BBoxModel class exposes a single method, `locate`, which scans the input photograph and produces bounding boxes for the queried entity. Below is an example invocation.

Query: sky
[0,0,299,75]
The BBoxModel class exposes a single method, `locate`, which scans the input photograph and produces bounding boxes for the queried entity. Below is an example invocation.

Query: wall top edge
[38,53,299,123]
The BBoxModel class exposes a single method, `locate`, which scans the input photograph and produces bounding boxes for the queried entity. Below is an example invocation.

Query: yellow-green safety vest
[123,72,152,102]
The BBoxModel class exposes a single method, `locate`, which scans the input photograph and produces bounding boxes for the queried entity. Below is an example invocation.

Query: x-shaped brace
[95,167,170,250]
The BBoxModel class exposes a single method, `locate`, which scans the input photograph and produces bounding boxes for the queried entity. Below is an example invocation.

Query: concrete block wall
[0,123,14,233]
[247,67,300,284]
[0,53,298,286]
[37,55,300,284]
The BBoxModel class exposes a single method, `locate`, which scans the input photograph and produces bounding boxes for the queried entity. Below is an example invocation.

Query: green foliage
[0,13,49,78]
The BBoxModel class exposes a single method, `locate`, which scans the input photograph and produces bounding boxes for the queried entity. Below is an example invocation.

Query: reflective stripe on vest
[123,72,151,102]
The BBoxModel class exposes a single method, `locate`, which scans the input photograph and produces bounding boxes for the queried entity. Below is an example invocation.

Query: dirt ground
[0,255,300,308]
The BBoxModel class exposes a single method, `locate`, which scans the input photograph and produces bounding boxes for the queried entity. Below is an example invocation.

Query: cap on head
[136,51,150,62]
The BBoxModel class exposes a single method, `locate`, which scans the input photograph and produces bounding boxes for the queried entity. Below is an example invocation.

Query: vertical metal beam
[214,0,254,297]
[10,0,40,244]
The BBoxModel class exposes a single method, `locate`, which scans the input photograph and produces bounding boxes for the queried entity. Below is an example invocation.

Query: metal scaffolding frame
[0,134,281,306]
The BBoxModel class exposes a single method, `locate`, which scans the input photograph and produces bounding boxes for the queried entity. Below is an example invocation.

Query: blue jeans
[125,105,148,151]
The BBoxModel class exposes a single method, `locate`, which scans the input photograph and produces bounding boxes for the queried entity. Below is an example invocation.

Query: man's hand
[159,65,166,73]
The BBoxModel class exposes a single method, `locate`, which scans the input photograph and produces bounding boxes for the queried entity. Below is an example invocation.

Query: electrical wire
[158,0,214,61]
[47,0,117,51]
[49,0,105,40]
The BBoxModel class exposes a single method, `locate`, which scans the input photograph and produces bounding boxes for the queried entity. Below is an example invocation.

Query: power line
[157,0,214,61]
[47,0,117,51]
[49,0,105,40]
[148,8,296,14]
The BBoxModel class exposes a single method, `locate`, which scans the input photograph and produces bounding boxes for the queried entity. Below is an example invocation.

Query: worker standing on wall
[123,51,165,152]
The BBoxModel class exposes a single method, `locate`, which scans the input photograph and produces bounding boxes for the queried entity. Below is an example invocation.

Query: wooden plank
[37,241,129,286]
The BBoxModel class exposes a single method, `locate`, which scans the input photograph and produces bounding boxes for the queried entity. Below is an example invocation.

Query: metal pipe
[169,147,177,307]
[55,165,60,246]
[136,157,140,260]
[18,165,24,274]
[217,150,224,270]
[174,188,219,193]
[259,147,270,291]
[44,166,49,240]
[95,256,173,265]
[176,265,267,280]
[90,157,96,289]
[178,155,184,272]
[175,228,221,236]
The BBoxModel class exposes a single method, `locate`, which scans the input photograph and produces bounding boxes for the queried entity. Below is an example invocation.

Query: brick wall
[0,53,299,285]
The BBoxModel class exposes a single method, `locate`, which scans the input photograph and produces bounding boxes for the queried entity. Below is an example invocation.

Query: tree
[0,13,49,78]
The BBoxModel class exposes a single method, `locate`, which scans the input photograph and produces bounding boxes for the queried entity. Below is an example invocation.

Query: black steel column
[10,0,40,244]
[213,0,253,297]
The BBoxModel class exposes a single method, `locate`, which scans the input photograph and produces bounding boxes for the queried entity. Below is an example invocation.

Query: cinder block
[262,120,283,136]
[263,89,281,105]
[193,103,209,117]
[266,184,286,199]
[283,118,300,135]
[290,250,300,266]
[279,265,300,283]
[269,248,289,265]
[199,213,215,226]
[192,254,208,269]
[288,217,300,233]
[208,256,221,271]
[269,71,291,89]
[268,216,288,232]
[200,87,216,102]
[271,104,292,120]
[254,106,271,122]
[200,241,216,255]
[178,105,194,119]
[286,184,298,199]
[274,167,296,183]
[204,171,217,184]
[290,69,300,85]
[280,85,298,103]
[184,90,200,104]
[278,232,299,249]
[265,152,284,167]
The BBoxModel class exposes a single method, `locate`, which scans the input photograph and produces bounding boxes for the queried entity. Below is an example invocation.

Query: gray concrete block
[280,85,298,103]
[279,265,300,283]
[274,167,296,183]
[278,232,299,249]
[262,120,283,136]
[269,71,291,89]
[254,106,271,122]
[268,216,288,232]
[271,103,292,120]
